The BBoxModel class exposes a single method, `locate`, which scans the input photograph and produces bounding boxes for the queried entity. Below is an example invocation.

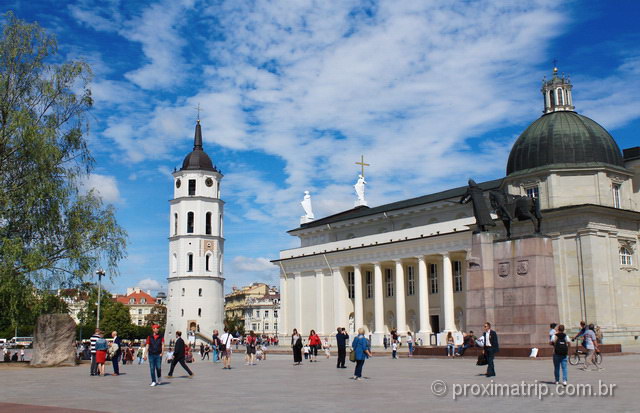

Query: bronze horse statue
[489,190,542,238]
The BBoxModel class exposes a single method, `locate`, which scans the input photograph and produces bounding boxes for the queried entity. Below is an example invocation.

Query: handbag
[349,349,356,362]
[476,353,488,366]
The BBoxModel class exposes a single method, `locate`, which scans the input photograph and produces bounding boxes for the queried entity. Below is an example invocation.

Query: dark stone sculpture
[489,190,542,238]
[459,179,496,233]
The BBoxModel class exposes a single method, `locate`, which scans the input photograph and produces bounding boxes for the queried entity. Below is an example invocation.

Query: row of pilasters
[280,252,462,346]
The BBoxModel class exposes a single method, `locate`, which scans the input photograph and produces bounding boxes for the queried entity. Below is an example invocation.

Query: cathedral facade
[274,69,640,346]
[165,121,225,344]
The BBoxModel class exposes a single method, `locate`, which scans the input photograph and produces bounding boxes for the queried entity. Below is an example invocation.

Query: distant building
[113,287,157,326]
[225,283,280,333]
[56,289,88,324]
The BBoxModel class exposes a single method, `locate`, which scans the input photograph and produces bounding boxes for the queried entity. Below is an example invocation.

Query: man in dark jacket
[166,331,194,378]
[111,331,122,375]
[336,327,349,368]
[482,322,499,377]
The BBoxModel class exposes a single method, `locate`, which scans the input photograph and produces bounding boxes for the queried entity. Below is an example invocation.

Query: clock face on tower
[203,240,214,252]
[205,177,213,187]
[176,179,181,188]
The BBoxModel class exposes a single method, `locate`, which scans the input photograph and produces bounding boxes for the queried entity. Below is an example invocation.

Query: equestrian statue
[489,189,542,238]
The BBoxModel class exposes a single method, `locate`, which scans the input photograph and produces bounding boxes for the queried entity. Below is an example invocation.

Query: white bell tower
[165,119,225,344]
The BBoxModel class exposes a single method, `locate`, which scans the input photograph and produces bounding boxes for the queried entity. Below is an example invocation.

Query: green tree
[144,304,167,327]
[0,12,127,334]
[224,315,245,336]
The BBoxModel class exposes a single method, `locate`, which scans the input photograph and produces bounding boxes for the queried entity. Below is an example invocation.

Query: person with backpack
[550,324,570,385]
[94,331,108,377]
[144,324,164,386]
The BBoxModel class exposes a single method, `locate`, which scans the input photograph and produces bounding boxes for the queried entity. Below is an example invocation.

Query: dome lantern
[541,65,574,114]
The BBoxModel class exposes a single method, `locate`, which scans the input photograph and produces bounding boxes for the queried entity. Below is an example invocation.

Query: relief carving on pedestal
[517,260,529,275]
[498,262,510,277]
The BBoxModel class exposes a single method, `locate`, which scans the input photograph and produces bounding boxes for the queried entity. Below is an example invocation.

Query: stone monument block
[466,234,560,345]
[30,314,77,367]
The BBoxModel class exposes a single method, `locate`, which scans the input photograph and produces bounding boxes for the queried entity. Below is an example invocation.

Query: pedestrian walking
[308,330,321,362]
[335,327,348,368]
[550,324,570,385]
[110,331,122,376]
[89,329,100,376]
[481,322,499,377]
[166,331,194,378]
[219,327,234,370]
[406,332,414,357]
[351,328,372,380]
[136,347,144,364]
[245,331,257,365]
[291,328,303,365]
[144,324,164,386]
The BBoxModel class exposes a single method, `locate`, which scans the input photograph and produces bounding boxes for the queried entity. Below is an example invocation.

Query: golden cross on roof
[194,103,202,121]
[355,154,370,177]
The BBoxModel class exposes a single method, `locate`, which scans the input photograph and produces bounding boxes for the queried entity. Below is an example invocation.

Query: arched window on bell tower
[174,213,178,235]
[206,212,212,235]
[187,212,194,234]
[187,253,193,272]
[205,253,211,272]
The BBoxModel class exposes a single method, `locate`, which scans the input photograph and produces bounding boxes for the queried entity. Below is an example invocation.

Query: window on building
[407,265,415,296]
[347,271,355,299]
[264,310,269,318]
[549,90,555,107]
[198,308,202,317]
[129,298,135,304]
[138,320,142,326]
[206,212,212,235]
[205,254,210,272]
[454,260,463,292]
[274,322,278,331]
[172,253,177,273]
[366,271,372,299]
[274,310,278,318]
[198,288,202,297]
[526,186,539,199]
[620,247,633,266]
[429,263,438,294]
[181,288,185,296]
[256,310,260,318]
[188,179,196,196]
[138,309,142,315]
[187,253,193,272]
[187,212,194,233]
[181,309,184,316]
[613,183,621,209]
[252,323,257,331]
[385,268,394,297]
[265,323,269,331]
[174,213,178,235]
[557,88,564,105]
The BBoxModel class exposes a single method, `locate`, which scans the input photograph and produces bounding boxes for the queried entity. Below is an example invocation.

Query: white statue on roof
[300,190,315,224]
[354,174,367,207]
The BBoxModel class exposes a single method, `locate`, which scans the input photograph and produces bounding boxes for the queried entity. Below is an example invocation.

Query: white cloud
[232,256,276,273]
[138,278,163,291]
[80,173,122,204]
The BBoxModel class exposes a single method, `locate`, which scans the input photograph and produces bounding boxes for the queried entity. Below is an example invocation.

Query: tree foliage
[0,12,127,332]
[144,304,167,327]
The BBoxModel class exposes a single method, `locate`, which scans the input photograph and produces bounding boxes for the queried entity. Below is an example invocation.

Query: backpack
[554,333,569,356]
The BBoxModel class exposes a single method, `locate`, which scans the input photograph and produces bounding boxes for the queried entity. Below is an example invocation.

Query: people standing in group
[94,332,108,377]
[245,331,257,366]
[352,328,372,380]
[89,328,100,376]
[580,324,601,371]
[144,324,164,386]
[291,328,303,365]
[166,331,194,379]
[391,340,398,359]
[110,331,122,376]
[481,322,499,377]
[335,327,349,368]
[406,332,414,357]
[219,327,235,370]
[446,332,455,357]
[550,324,570,385]
[308,330,321,362]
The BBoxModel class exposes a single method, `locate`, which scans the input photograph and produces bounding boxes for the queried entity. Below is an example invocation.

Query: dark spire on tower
[194,120,203,150]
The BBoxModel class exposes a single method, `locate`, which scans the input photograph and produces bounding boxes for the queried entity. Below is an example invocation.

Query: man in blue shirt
[335,327,349,368]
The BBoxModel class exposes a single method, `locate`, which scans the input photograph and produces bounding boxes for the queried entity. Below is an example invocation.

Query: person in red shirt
[144,324,164,386]
[308,330,321,362]
[245,331,257,366]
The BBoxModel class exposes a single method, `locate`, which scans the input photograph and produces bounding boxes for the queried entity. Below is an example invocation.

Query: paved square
[0,353,637,412]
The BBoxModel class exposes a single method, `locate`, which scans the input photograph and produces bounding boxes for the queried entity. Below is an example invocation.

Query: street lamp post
[95,269,105,329]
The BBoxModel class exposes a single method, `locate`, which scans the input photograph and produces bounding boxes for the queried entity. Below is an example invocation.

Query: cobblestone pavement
[0,353,637,412]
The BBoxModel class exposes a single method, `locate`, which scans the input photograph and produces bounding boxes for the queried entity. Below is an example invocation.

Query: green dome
[506,111,625,176]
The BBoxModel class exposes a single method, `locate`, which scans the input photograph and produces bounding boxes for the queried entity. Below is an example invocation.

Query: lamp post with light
[95,269,105,329]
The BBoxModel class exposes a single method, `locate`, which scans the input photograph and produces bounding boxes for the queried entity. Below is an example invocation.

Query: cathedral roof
[181,120,218,172]
[506,111,625,176]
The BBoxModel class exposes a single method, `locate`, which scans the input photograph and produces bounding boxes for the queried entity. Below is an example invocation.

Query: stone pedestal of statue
[466,233,559,346]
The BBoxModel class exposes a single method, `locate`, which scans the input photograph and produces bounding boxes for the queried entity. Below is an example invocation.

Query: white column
[372,262,384,346]
[394,260,407,334]
[315,269,325,335]
[353,265,364,330]
[294,271,302,332]
[332,267,347,330]
[442,253,457,332]
[417,256,431,344]
[279,273,288,336]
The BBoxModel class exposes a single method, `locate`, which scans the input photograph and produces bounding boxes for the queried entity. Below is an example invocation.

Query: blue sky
[9,0,640,294]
